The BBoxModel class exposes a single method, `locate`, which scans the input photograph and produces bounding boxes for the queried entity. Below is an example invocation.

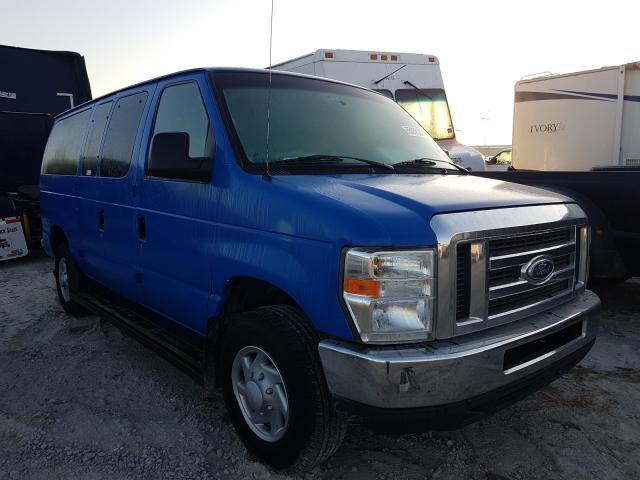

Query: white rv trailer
[513,62,640,171]
[272,49,485,171]
[476,62,640,281]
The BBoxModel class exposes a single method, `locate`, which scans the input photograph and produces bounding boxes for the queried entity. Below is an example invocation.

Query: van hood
[263,173,573,246]
[278,173,570,215]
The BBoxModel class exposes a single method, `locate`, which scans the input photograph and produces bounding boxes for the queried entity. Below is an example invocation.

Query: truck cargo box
[0,45,91,257]
[0,45,91,115]
[0,111,52,188]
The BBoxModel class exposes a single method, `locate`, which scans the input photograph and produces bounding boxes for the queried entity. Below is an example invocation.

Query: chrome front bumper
[318,290,600,409]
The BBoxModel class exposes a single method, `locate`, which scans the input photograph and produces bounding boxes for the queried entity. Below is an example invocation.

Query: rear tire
[54,243,88,317]
[220,305,345,471]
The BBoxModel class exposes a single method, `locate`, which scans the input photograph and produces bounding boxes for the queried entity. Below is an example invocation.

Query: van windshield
[395,89,455,141]
[213,71,456,173]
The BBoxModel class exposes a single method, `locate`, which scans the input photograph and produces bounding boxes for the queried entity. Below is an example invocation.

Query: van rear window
[42,109,92,175]
[100,92,148,178]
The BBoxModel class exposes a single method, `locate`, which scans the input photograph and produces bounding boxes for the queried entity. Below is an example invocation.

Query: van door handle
[98,209,105,230]
[137,214,146,240]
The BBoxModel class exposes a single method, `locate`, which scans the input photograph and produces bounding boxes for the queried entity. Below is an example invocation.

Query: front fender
[208,226,354,341]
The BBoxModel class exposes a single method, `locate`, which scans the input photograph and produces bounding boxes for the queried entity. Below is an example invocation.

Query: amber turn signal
[344,278,380,297]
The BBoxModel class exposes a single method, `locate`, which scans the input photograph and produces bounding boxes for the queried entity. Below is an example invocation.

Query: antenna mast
[264,0,274,180]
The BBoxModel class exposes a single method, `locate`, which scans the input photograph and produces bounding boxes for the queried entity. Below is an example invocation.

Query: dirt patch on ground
[1,254,639,479]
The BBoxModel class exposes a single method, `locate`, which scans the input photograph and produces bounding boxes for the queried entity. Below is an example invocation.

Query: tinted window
[42,109,92,175]
[100,92,148,178]
[81,101,112,176]
[147,82,213,181]
[217,72,452,170]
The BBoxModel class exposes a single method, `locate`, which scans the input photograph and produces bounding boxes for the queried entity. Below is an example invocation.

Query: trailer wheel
[219,305,345,471]
[54,243,88,317]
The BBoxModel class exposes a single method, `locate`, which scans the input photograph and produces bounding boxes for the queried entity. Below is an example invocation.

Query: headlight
[342,248,435,344]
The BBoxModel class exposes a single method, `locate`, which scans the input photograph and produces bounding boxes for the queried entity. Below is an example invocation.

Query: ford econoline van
[40,68,600,470]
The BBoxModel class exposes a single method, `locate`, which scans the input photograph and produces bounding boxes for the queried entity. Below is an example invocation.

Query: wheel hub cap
[231,346,289,442]
[245,381,263,411]
[58,258,70,302]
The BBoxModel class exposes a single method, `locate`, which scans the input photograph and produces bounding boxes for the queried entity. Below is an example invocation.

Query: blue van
[40,68,600,470]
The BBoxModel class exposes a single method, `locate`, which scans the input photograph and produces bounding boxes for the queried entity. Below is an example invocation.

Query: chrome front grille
[488,229,571,257]
[430,204,589,340]
[489,278,571,316]
[486,227,576,323]
[451,227,577,329]
[455,243,471,320]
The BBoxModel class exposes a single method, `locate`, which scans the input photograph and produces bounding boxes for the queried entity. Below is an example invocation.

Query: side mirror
[486,155,497,165]
[148,132,211,182]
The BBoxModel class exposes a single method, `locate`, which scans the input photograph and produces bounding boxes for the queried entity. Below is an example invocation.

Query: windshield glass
[395,89,455,140]
[213,72,454,172]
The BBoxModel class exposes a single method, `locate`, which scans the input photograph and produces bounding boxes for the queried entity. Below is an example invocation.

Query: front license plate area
[503,320,583,373]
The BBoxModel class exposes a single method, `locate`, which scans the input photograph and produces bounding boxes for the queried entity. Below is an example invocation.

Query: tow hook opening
[399,367,420,393]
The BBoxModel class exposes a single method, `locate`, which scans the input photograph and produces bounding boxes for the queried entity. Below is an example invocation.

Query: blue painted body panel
[40,68,572,343]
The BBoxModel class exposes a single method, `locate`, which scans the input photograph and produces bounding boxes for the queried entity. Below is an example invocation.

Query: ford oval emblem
[520,255,555,285]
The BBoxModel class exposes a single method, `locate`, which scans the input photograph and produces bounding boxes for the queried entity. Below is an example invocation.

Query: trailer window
[100,92,148,178]
[395,89,454,140]
[42,109,92,175]
[81,101,112,176]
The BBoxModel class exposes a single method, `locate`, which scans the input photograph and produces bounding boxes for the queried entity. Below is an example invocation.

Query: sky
[3,0,640,145]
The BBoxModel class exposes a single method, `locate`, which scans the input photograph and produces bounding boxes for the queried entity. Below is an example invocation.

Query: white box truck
[476,62,640,281]
[272,49,485,171]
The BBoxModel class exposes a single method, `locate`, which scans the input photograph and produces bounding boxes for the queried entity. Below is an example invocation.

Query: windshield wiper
[270,155,395,170]
[403,81,432,99]
[394,158,438,167]
[394,157,469,174]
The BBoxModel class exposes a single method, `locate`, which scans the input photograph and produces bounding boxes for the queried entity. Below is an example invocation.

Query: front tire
[54,244,88,317]
[220,305,345,471]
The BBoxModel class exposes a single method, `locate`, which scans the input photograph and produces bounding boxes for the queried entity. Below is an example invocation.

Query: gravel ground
[1,253,639,480]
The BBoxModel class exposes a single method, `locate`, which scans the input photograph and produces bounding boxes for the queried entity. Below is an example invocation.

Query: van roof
[55,67,379,119]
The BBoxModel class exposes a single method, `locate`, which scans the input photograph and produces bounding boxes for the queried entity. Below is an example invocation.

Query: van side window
[81,101,112,176]
[42,109,92,175]
[100,92,148,178]
[147,82,214,182]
